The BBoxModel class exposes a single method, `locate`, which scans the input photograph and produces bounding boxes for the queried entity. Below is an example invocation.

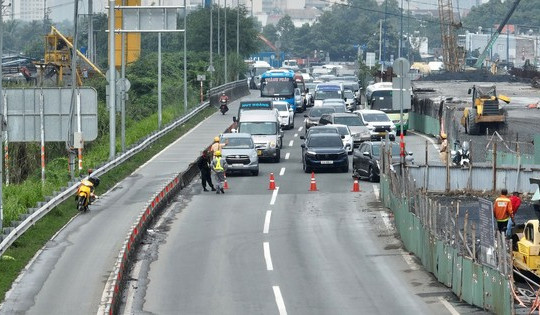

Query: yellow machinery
[461,85,510,135]
[42,26,105,86]
[514,220,540,275]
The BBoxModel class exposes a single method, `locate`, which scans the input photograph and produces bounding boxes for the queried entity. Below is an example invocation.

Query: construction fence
[409,95,539,166]
[379,144,513,314]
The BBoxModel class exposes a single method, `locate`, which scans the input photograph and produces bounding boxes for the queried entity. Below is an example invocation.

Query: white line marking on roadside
[373,184,380,200]
[298,126,303,132]
[264,242,273,270]
[438,297,460,315]
[285,153,290,160]
[288,140,294,147]
[294,133,298,138]
[401,253,419,270]
[409,130,439,151]
[273,286,288,315]
[263,211,272,234]
[270,187,279,205]
[279,167,285,176]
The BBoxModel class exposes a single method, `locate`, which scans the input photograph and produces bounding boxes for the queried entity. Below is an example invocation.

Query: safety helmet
[222,92,226,95]
[215,150,221,157]
[214,136,220,142]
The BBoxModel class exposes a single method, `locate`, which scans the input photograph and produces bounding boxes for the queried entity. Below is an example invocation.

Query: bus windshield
[261,80,295,97]
[369,90,393,111]
[315,90,341,100]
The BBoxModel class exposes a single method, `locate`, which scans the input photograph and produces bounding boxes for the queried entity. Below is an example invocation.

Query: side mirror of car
[341,135,345,139]
[289,108,293,112]
[233,116,237,123]
[304,114,308,118]
[300,135,305,140]
[362,151,371,157]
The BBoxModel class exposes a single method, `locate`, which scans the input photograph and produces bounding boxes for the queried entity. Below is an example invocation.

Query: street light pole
[236,0,239,81]
[217,0,220,55]
[399,0,403,58]
[183,0,187,112]
[209,0,214,91]
[224,0,228,83]
[108,0,116,160]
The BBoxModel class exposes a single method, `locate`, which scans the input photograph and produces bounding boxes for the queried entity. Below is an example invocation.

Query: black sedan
[352,141,413,182]
[301,133,349,173]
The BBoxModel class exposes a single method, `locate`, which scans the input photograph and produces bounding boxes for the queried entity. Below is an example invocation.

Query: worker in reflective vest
[211,150,228,194]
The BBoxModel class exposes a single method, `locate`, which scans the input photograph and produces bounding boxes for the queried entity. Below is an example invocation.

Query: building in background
[9,0,44,21]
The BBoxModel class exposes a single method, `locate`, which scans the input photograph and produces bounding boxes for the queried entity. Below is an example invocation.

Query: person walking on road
[211,150,228,194]
[493,189,514,234]
[197,150,216,192]
[506,191,522,237]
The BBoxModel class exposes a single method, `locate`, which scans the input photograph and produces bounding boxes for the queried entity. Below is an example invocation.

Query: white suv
[354,109,396,141]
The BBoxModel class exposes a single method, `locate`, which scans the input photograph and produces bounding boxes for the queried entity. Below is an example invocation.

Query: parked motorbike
[219,99,229,115]
[451,140,471,168]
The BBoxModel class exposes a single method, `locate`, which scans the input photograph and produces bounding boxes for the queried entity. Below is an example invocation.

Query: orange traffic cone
[268,173,276,190]
[223,174,229,190]
[309,172,318,191]
[351,179,361,192]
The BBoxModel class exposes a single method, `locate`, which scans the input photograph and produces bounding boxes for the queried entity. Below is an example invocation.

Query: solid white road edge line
[264,242,273,271]
[373,184,380,200]
[409,130,439,151]
[438,296,460,315]
[279,167,286,176]
[273,286,288,315]
[285,153,290,160]
[381,212,418,270]
[270,187,279,205]
[288,140,294,147]
[263,211,272,234]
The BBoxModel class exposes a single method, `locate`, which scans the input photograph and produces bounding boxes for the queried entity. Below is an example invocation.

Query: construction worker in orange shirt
[493,189,514,235]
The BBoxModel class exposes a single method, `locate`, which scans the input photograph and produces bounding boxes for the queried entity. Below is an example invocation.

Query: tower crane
[438,0,462,71]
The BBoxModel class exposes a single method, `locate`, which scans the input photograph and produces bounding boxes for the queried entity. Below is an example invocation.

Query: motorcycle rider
[219,92,229,113]
[76,169,100,204]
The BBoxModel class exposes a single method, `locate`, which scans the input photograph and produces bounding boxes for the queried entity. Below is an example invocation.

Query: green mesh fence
[380,173,513,312]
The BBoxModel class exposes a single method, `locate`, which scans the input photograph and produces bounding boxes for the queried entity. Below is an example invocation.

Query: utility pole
[399,0,403,58]
[208,0,214,91]
[224,0,227,83]
[183,0,187,112]
[217,0,220,55]
[157,0,162,129]
[108,0,116,160]
[88,0,94,63]
[0,0,4,230]
[69,0,80,179]
[236,0,239,81]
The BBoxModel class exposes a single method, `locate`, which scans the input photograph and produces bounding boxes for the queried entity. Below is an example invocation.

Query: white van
[234,110,283,162]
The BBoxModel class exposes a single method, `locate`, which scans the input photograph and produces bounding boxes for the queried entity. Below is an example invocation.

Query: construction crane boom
[473,0,521,69]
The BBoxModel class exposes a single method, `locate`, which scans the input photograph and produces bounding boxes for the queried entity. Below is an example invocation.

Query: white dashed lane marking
[285,153,290,160]
[279,168,285,176]
[263,211,272,234]
[270,187,279,205]
[264,242,273,271]
[273,286,288,315]
[288,140,294,147]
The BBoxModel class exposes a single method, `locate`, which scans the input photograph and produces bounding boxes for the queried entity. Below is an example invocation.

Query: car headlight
[306,150,317,156]
[390,125,396,131]
[251,151,258,159]
[361,131,371,137]
[367,125,375,130]
[269,141,276,148]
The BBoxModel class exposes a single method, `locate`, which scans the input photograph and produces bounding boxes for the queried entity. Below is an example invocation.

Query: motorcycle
[75,177,100,212]
[451,140,471,168]
[219,99,229,115]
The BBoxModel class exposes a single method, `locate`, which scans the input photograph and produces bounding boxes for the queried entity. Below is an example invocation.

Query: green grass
[0,105,216,301]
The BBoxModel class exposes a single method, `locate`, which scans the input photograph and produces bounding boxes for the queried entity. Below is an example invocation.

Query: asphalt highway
[121,112,485,315]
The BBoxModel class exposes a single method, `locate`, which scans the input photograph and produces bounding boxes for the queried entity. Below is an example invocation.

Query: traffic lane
[140,172,283,314]
[0,172,158,315]
[267,167,445,314]
[0,92,256,314]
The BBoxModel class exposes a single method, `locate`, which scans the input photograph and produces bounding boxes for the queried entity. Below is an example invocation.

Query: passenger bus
[260,69,301,112]
[365,82,408,135]
[294,72,307,112]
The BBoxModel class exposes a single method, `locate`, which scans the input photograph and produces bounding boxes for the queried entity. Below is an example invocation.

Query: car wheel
[291,119,295,129]
[275,150,281,163]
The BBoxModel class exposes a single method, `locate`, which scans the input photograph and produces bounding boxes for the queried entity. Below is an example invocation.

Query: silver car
[220,133,259,176]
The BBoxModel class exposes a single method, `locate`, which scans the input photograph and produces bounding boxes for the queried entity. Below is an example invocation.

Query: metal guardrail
[0,80,248,256]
